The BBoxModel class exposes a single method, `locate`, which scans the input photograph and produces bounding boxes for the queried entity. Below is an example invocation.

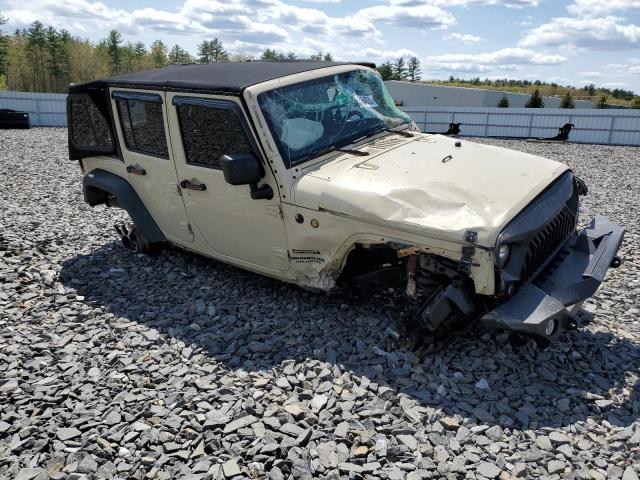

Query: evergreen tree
[497,95,509,108]
[287,51,297,60]
[631,97,640,109]
[169,44,191,65]
[407,56,421,82]
[26,21,48,91]
[377,62,393,81]
[105,29,123,74]
[323,52,333,61]
[525,89,544,108]
[45,26,68,91]
[560,92,575,109]
[198,38,227,63]
[392,57,407,81]
[133,42,146,70]
[121,42,136,73]
[261,48,284,60]
[150,40,168,68]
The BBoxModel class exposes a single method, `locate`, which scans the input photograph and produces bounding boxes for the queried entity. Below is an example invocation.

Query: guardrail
[0,91,67,127]
[400,106,640,146]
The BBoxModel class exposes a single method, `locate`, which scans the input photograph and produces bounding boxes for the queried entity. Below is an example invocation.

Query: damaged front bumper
[481,215,624,340]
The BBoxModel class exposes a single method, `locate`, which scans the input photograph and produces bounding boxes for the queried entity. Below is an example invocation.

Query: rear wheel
[115,223,157,254]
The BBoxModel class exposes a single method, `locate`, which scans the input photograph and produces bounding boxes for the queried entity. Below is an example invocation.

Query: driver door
[166,93,290,272]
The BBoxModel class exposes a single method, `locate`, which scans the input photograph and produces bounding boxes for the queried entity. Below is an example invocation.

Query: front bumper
[481,215,624,340]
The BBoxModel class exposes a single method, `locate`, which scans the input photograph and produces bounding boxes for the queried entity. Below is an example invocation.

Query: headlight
[497,244,510,267]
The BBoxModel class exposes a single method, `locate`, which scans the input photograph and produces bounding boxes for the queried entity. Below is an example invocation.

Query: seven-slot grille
[521,206,576,281]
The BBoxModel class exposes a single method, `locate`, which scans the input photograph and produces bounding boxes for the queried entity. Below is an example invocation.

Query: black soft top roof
[69,60,375,95]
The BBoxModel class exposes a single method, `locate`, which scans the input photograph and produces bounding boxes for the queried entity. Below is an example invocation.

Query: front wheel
[114,223,157,254]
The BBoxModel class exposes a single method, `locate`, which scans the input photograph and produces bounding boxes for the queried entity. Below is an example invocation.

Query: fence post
[527,112,534,138]
[608,115,615,145]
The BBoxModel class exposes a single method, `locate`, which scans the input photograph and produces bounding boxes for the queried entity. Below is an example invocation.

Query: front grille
[521,207,576,281]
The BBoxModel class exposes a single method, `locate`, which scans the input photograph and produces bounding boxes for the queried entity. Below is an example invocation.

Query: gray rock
[56,427,82,441]
[477,462,501,478]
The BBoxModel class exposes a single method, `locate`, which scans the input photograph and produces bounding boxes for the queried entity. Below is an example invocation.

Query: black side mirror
[220,153,273,200]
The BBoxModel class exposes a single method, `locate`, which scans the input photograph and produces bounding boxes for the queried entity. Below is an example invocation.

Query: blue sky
[2,0,640,91]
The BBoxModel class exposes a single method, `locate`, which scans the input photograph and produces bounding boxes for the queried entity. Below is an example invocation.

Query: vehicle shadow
[59,241,640,430]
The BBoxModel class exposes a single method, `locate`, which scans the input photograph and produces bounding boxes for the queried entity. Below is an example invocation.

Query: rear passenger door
[166,93,289,272]
[110,89,194,244]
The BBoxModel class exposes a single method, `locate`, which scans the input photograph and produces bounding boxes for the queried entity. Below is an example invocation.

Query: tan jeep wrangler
[68,61,624,344]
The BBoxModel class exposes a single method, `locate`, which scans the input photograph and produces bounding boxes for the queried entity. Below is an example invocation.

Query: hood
[293,134,569,247]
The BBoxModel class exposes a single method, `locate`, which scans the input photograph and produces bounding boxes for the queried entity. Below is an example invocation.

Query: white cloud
[520,16,640,49]
[424,47,566,75]
[567,0,640,16]
[444,32,482,44]
[358,4,456,30]
[388,0,538,8]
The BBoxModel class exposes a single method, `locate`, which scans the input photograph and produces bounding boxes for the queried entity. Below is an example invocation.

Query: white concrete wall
[401,106,640,146]
[385,81,594,109]
[0,91,68,127]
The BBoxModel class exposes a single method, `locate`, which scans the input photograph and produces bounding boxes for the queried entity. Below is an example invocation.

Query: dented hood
[293,134,569,247]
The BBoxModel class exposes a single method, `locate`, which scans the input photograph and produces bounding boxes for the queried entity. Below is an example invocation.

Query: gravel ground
[1,129,639,480]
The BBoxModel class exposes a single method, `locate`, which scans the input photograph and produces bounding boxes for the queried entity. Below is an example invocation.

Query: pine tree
[261,48,282,60]
[105,29,123,74]
[45,26,68,91]
[560,92,575,109]
[525,89,544,108]
[377,62,393,81]
[121,42,136,73]
[169,44,191,65]
[133,42,146,70]
[631,97,640,109]
[26,21,48,91]
[323,52,333,61]
[287,51,296,60]
[497,95,509,108]
[210,38,227,62]
[150,40,168,68]
[407,56,421,82]
[392,57,407,81]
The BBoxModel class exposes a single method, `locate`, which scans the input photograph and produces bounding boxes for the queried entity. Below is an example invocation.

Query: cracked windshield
[258,69,412,167]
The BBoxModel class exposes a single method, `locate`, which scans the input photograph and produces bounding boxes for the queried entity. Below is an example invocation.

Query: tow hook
[610,256,622,268]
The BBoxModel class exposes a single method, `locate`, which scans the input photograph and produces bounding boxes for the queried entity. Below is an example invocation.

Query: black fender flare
[82,169,166,244]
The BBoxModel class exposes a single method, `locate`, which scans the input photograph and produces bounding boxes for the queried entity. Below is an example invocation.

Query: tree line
[0,17,341,93]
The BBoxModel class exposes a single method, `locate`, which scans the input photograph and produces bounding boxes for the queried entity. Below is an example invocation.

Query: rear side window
[174,98,253,169]
[69,95,114,152]
[114,92,168,158]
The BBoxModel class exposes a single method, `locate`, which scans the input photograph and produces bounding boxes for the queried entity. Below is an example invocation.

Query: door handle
[126,165,146,176]
[180,179,207,191]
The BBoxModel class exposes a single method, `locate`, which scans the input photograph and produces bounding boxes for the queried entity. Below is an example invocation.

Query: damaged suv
[68,61,624,343]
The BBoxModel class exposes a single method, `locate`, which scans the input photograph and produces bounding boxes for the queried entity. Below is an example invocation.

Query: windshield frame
[254,67,411,169]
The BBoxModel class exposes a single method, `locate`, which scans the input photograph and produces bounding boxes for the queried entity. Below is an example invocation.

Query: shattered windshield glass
[258,69,411,168]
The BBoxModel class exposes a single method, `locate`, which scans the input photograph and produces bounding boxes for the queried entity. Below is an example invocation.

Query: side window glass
[114,94,169,158]
[69,95,114,151]
[176,102,253,169]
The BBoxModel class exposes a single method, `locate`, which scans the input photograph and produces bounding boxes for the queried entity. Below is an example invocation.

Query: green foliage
[392,57,407,81]
[0,13,8,77]
[525,89,544,108]
[150,40,168,68]
[105,29,123,74]
[261,48,284,60]
[497,95,509,108]
[596,94,608,109]
[631,97,640,109]
[560,92,575,109]
[407,56,421,82]
[169,44,191,65]
[377,62,393,81]
[197,38,227,64]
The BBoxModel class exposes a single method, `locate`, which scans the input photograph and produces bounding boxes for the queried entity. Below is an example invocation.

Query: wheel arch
[82,169,166,244]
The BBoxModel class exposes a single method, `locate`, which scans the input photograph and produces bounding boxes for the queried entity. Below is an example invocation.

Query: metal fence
[401,106,640,146]
[0,91,67,127]
[2,91,640,146]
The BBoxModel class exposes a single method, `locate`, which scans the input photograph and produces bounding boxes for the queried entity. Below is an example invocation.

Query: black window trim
[172,96,261,170]
[113,91,170,160]
[68,92,117,157]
